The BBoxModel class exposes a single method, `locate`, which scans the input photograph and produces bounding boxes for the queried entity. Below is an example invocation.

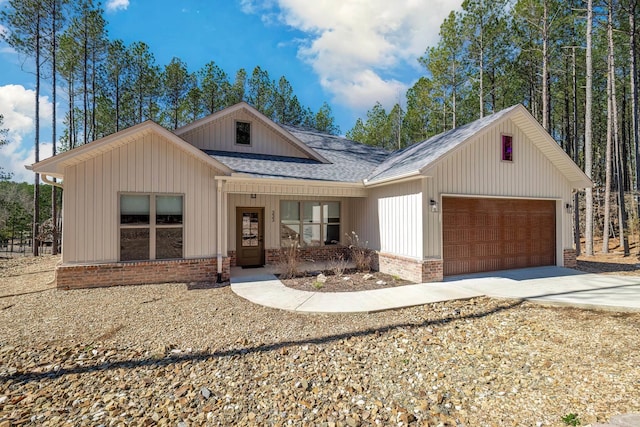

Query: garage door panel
[443,197,556,276]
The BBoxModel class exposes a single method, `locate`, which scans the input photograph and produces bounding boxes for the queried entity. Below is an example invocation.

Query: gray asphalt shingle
[206,125,389,182]
[366,105,519,183]
[205,106,519,184]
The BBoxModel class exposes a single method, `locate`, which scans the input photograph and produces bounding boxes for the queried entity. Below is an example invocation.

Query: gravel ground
[1,255,639,426]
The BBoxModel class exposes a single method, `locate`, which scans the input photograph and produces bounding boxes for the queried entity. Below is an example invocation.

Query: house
[29,102,591,289]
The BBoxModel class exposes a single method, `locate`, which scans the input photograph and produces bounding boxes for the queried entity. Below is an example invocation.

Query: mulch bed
[279,269,415,292]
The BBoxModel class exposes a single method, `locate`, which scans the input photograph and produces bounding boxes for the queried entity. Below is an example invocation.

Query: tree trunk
[630,2,640,251]
[83,11,88,144]
[603,14,614,253]
[33,6,41,257]
[572,47,581,256]
[451,60,457,129]
[609,0,629,255]
[542,0,550,131]
[51,0,58,256]
[479,15,484,119]
[585,0,594,256]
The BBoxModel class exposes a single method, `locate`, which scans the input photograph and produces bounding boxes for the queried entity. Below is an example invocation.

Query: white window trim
[501,133,514,163]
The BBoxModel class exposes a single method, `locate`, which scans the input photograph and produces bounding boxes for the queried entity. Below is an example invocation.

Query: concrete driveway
[446,266,640,312]
[231,266,640,313]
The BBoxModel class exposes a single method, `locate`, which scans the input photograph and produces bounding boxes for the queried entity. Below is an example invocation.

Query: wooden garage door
[442,197,556,276]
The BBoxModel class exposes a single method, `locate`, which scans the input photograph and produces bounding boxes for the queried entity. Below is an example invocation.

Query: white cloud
[105,0,129,12]
[2,137,52,184]
[243,0,463,111]
[0,84,53,183]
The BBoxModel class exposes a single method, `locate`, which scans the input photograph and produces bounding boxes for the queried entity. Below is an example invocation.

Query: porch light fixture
[565,202,573,213]
[250,193,257,199]
[430,199,438,213]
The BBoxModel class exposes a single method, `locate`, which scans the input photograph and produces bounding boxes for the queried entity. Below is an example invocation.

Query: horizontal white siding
[349,180,423,259]
[423,118,574,258]
[62,133,221,263]
[227,194,354,251]
[180,109,309,158]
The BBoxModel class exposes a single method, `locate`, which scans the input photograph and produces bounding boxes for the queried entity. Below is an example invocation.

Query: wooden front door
[236,207,265,267]
[442,197,556,276]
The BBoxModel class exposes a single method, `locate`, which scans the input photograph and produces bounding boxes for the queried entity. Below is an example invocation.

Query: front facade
[31,103,590,289]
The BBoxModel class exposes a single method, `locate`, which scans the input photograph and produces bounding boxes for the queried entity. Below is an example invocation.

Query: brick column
[563,249,577,268]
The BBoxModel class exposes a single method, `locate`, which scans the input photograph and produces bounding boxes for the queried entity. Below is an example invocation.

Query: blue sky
[0,0,462,183]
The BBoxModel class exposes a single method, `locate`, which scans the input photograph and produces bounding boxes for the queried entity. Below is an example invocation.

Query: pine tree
[1,0,46,255]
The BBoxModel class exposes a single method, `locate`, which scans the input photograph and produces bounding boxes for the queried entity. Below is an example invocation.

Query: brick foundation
[563,248,577,268]
[233,245,446,283]
[377,252,443,283]
[265,246,350,265]
[55,257,231,290]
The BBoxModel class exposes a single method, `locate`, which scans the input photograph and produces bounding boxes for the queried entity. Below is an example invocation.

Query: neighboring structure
[30,102,591,289]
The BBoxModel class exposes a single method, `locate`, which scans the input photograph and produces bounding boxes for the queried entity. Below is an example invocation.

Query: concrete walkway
[230,266,640,314]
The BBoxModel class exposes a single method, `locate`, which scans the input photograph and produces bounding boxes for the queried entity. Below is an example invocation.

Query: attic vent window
[502,134,513,162]
[236,121,251,145]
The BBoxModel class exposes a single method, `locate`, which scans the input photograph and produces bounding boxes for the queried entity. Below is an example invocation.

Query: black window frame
[235,121,251,146]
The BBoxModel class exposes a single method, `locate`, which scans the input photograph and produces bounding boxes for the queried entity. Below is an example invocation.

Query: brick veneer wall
[265,246,350,265]
[377,252,443,283]
[233,245,445,283]
[563,248,577,268]
[55,257,230,290]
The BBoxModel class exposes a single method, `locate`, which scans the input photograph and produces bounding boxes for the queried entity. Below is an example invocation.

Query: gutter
[363,171,424,188]
[25,166,64,188]
[40,174,64,189]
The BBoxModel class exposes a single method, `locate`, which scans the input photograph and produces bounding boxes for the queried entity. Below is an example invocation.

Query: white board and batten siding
[422,117,574,260]
[179,109,309,159]
[227,193,353,251]
[62,133,222,263]
[349,180,424,260]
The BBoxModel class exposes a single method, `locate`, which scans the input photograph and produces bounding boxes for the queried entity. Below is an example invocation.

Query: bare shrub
[327,253,348,277]
[278,235,301,279]
[346,231,371,272]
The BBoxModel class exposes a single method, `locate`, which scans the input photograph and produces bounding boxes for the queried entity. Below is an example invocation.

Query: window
[120,194,183,261]
[502,134,513,162]
[280,201,340,247]
[236,121,251,145]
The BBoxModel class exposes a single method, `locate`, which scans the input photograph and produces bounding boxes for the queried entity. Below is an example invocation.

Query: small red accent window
[502,135,513,161]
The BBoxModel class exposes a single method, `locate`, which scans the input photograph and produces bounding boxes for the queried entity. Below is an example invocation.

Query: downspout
[216,178,223,283]
[41,175,64,189]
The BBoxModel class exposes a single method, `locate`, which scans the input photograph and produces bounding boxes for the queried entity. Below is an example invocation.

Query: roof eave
[222,174,366,188]
[30,121,234,178]
[363,170,424,187]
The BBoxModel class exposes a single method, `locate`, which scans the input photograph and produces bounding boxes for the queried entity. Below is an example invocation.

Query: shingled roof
[366,105,520,183]
[204,104,590,189]
[206,125,389,182]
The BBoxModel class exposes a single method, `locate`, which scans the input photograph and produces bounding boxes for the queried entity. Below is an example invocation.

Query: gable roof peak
[174,102,330,164]
[365,103,590,189]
